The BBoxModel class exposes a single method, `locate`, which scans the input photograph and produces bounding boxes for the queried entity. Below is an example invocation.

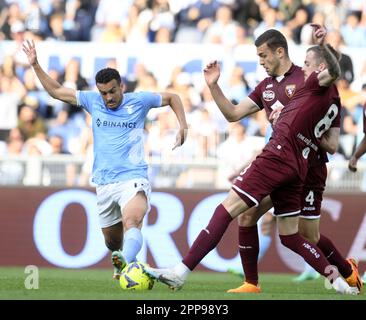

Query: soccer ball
[119,262,154,290]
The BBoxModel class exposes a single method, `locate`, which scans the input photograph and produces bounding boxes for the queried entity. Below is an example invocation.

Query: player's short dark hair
[254,29,288,56]
[95,68,121,85]
[307,44,341,65]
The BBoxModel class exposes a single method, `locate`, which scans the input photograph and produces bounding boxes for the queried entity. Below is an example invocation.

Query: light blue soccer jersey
[76,91,162,185]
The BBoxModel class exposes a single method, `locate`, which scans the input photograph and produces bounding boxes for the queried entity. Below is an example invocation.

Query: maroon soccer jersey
[249,64,304,118]
[262,71,341,181]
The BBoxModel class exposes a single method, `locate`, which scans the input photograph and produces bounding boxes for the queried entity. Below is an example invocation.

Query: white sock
[121,227,143,264]
[173,262,191,280]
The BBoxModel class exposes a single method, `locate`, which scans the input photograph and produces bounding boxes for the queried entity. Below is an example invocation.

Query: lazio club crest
[285,84,296,98]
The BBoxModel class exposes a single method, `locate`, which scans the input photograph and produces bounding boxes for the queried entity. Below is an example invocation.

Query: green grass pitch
[0,267,364,300]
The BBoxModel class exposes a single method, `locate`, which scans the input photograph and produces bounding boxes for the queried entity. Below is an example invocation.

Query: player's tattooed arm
[320,127,339,154]
[311,24,340,84]
[319,43,341,80]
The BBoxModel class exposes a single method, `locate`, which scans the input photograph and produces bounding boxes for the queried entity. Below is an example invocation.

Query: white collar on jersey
[276,75,285,82]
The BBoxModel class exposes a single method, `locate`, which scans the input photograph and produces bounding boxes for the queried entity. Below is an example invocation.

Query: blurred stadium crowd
[1,0,366,188]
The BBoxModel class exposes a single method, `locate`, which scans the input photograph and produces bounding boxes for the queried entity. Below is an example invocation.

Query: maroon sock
[280,233,331,278]
[183,204,233,270]
[239,225,259,285]
[317,234,352,278]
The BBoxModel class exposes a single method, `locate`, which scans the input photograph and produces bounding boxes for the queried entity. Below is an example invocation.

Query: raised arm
[22,40,77,105]
[160,92,188,150]
[204,60,260,122]
[311,24,341,87]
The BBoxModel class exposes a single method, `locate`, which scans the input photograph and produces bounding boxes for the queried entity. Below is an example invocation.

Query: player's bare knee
[238,213,257,227]
[122,215,143,230]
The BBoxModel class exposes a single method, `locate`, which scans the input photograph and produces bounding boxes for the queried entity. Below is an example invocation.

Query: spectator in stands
[47,109,81,154]
[22,67,51,118]
[23,0,48,36]
[216,122,264,189]
[235,25,252,45]
[203,5,240,47]
[341,12,366,47]
[338,78,363,158]
[121,1,151,44]
[47,134,67,154]
[135,70,161,92]
[46,12,67,41]
[253,5,283,39]
[149,0,176,42]
[0,59,23,140]
[167,71,202,107]
[315,0,344,31]
[91,0,133,41]
[0,2,23,40]
[1,127,25,156]
[0,55,27,97]
[77,113,93,186]
[278,0,302,23]
[17,104,47,141]
[351,60,366,92]
[224,65,251,104]
[175,0,221,43]
[62,0,97,41]
[285,5,310,44]
[231,0,261,27]
[57,58,89,118]
[0,127,25,185]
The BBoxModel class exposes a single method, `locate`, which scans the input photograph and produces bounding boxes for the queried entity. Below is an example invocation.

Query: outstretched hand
[172,127,188,150]
[348,156,358,172]
[311,23,326,45]
[269,105,284,126]
[22,39,37,66]
[203,60,221,87]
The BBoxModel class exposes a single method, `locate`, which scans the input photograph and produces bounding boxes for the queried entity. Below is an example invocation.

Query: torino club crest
[285,84,296,98]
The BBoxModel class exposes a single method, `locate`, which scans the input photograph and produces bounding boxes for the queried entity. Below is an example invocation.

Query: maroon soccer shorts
[232,156,303,217]
[300,163,327,219]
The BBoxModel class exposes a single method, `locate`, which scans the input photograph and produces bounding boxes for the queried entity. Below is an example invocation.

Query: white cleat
[332,277,360,295]
[144,266,184,291]
[344,286,360,295]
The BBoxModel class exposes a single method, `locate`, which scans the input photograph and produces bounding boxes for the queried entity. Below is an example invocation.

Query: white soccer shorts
[95,178,151,228]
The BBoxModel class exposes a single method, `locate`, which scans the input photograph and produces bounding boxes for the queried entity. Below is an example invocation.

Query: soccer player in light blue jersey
[23,40,188,279]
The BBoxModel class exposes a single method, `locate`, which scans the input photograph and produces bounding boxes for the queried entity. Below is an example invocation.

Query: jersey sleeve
[138,92,162,109]
[248,81,265,110]
[305,71,327,92]
[76,90,99,114]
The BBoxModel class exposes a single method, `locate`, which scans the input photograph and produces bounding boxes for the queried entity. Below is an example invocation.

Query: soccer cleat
[111,250,126,280]
[292,270,320,282]
[227,282,261,293]
[144,266,184,291]
[344,286,360,295]
[345,258,363,292]
[332,276,360,295]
